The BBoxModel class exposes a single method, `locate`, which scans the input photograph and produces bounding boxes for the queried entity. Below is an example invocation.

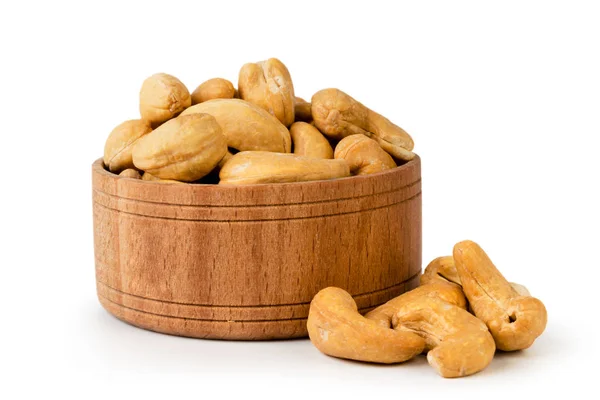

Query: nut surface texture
[103,119,152,173]
[139,73,191,126]
[392,296,496,378]
[290,122,333,159]
[132,113,227,182]
[191,78,236,104]
[307,287,425,364]
[219,151,350,185]
[311,88,414,160]
[453,240,547,351]
[181,99,291,153]
[365,281,467,328]
[334,134,396,175]
[238,58,295,127]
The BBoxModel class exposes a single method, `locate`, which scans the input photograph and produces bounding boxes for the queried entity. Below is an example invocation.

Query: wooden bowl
[92,156,422,340]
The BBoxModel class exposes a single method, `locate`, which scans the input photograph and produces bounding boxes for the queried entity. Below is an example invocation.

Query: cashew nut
[132,113,227,182]
[334,134,397,175]
[139,73,191,127]
[307,287,425,364]
[238,58,295,127]
[191,78,236,104]
[453,240,547,351]
[219,151,350,185]
[180,99,291,153]
[103,119,152,173]
[290,122,333,159]
[311,88,415,161]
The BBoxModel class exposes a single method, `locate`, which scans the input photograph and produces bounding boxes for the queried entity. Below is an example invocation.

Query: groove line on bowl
[93,178,421,208]
[99,293,311,323]
[93,192,421,222]
[97,271,421,309]
[93,180,420,220]
[98,288,411,324]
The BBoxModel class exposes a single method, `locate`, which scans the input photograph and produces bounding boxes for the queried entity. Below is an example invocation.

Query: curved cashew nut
[453,240,547,351]
[132,114,227,182]
[311,88,415,161]
[334,134,397,175]
[307,287,425,364]
[290,122,334,159]
[181,99,292,153]
[392,296,496,378]
[219,151,349,185]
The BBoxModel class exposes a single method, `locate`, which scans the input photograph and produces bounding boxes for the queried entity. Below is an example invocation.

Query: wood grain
[92,155,422,340]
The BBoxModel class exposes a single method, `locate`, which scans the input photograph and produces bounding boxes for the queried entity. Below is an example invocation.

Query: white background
[1,0,599,398]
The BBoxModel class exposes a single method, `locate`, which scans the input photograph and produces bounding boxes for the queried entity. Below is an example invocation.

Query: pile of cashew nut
[307,240,548,378]
[102,58,415,185]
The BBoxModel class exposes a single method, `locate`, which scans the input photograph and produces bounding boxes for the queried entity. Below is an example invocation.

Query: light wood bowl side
[92,156,422,340]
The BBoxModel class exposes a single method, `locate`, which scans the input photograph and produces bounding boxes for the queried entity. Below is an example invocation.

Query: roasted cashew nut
[453,240,547,351]
[307,287,425,364]
[311,88,415,161]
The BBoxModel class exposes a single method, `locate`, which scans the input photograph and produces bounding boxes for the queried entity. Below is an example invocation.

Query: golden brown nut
[238,58,295,127]
[453,240,547,351]
[392,296,496,378]
[365,280,467,328]
[103,119,152,173]
[141,172,185,184]
[307,287,425,364]
[290,122,333,159]
[312,89,414,160]
[334,134,396,175]
[132,113,227,182]
[191,78,236,104]
[219,151,350,185]
[294,97,312,122]
[118,169,142,179]
[181,99,291,153]
[139,73,191,127]
[421,255,530,296]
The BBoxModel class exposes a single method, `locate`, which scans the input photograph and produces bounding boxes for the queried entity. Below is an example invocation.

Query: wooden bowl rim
[92,155,421,207]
